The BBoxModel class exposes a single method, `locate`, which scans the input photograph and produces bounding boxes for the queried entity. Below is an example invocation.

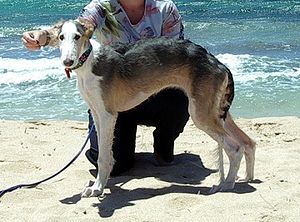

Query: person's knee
[155,89,189,127]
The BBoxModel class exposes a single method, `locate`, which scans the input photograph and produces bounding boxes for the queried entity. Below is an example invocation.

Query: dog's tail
[219,67,234,120]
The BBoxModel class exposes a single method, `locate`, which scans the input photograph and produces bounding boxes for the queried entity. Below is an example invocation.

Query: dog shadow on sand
[60,152,258,217]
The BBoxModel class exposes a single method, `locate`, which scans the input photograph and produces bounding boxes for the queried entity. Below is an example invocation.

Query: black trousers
[87,88,189,176]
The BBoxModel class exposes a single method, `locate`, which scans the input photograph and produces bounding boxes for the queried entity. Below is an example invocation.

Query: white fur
[59,22,82,68]
[59,21,115,197]
[76,51,116,197]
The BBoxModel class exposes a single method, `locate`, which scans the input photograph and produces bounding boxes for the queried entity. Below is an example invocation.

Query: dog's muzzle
[63,58,74,67]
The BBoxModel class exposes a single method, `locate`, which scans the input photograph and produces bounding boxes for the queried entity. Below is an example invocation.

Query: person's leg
[106,88,189,173]
[86,110,137,176]
[86,88,189,173]
[134,89,189,164]
[110,112,137,176]
[151,89,189,164]
[85,110,99,168]
[153,124,185,164]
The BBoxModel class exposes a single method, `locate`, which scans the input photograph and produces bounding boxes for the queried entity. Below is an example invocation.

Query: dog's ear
[50,19,65,43]
[41,19,65,46]
[54,19,65,37]
[78,18,95,39]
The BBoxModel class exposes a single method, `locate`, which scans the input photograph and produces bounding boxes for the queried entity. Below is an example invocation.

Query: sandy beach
[0,116,299,221]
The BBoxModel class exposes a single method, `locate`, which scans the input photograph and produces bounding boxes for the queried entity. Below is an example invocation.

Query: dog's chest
[77,74,103,106]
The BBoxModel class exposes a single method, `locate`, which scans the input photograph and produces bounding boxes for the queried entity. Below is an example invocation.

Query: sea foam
[216,53,300,83]
[0,57,63,84]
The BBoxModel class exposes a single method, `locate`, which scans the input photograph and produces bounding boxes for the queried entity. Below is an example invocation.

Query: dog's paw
[209,185,220,194]
[209,182,235,194]
[81,187,103,197]
[81,181,103,198]
[237,176,253,183]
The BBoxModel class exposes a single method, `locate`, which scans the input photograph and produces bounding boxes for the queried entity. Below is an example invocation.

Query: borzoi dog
[58,19,256,197]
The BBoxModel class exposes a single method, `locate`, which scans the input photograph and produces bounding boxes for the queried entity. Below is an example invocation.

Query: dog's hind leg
[208,129,245,193]
[244,144,256,181]
[224,113,256,181]
[209,113,256,193]
[206,128,245,193]
[218,135,244,191]
[188,98,244,193]
[82,109,117,197]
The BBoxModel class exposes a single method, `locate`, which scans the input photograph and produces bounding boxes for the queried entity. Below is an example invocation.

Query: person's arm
[22,0,106,50]
[78,0,106,28]
[22,20,64,50]
[161,1,184,39]
[22,30,47,50]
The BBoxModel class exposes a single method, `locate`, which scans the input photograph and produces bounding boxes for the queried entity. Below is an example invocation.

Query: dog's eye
[74,34,80,40]
[59,35,64,41]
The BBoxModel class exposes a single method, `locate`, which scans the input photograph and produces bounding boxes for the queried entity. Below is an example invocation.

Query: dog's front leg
[82,110,117,197]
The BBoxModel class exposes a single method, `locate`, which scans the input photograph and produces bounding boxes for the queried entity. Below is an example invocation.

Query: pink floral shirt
[79,0,183,45]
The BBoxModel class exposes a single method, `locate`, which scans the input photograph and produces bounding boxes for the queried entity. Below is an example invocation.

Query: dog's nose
[63,59,74,67]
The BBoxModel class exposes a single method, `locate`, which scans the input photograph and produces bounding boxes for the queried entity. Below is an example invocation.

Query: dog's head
[58,19,95,69]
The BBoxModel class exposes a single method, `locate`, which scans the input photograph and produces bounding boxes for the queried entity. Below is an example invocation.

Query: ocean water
[0,0,299,120]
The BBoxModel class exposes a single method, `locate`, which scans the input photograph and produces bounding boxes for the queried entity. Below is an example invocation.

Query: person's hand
[22,30,48,50]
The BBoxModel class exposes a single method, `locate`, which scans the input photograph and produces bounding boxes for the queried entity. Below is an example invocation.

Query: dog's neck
[64,41,93,79]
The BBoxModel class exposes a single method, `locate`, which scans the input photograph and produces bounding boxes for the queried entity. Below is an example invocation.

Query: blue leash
[0,124,95,198]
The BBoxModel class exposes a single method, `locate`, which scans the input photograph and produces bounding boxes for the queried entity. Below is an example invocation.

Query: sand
[0,117,300,221]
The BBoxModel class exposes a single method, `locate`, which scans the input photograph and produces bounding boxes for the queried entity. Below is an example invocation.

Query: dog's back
[92,38,234,119]
[110,38,210,73]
